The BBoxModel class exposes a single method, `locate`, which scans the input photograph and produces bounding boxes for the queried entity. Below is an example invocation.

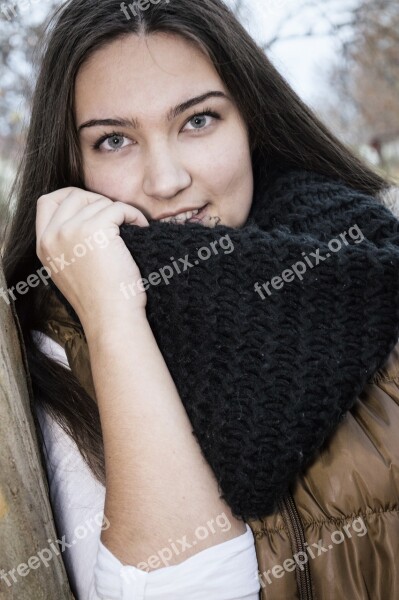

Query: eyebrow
[77,90,229,133]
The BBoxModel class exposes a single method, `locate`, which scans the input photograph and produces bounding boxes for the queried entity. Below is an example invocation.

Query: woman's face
[74,33,254,228]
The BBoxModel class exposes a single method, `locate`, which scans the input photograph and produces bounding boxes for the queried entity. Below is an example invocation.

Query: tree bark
[0,259,73,599]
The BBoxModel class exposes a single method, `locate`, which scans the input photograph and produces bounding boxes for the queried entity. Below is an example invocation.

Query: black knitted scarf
[49,168,399,520]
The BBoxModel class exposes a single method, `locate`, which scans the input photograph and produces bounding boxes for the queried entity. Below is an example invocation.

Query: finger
[46,197,113,238]
[74,199,150,231]
[41,188,107,233]
[35,187,100,241]
[86,200,150,232]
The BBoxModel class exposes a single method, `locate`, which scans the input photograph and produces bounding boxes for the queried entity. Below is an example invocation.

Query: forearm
[82,307,246,568]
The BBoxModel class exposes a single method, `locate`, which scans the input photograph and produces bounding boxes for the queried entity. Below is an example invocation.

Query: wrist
[81,302,148,343]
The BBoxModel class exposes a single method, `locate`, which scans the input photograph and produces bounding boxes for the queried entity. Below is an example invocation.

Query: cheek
[208,150,252,210]
[207,128,253,224]
[191,136,253,227]
[190,131,250,193]
[83,157,140,202]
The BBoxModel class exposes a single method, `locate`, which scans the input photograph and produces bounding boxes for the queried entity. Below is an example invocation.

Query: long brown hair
[1,0,390,483]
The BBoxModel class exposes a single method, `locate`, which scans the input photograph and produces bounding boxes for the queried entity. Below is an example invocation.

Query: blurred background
[0,0,398,241]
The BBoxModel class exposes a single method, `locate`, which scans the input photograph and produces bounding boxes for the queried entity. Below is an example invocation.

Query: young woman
[3,1,399,599]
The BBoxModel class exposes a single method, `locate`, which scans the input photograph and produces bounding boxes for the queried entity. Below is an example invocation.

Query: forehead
[74,33,225,124]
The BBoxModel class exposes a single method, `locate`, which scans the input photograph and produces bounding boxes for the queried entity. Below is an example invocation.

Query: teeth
[160,208,201,223]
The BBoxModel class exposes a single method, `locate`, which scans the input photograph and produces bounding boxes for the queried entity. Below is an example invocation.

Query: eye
[183,109,221,132]
[92,132,134,153]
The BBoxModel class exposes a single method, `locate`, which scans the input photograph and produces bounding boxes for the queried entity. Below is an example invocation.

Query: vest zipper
[278,493,314,600]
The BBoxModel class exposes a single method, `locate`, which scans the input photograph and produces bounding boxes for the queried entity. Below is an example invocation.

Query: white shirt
[32,330,261,600]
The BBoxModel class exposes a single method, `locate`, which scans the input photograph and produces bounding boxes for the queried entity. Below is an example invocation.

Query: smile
[159,204,209,224]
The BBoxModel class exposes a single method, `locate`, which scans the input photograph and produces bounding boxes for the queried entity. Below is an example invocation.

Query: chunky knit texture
[49,169,399,520]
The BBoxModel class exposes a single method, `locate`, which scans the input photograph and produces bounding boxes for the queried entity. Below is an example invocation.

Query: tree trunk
[0,260,74,599]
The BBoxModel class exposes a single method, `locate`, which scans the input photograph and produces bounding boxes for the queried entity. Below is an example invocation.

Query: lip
[187,203,209,223]
[157,205,205,221]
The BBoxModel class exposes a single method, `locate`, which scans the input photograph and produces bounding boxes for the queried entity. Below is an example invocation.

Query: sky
[228,0,357,107]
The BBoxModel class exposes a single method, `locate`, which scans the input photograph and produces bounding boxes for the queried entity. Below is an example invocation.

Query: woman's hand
[35,187,150,326]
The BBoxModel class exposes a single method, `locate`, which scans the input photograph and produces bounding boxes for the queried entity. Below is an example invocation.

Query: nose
[142,142,191,201]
